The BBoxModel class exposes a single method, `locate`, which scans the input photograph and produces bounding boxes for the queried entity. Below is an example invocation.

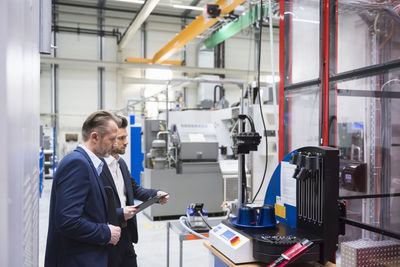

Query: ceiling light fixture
[172,4,203,11]
[115,0,145,4]
[115,0,203,11]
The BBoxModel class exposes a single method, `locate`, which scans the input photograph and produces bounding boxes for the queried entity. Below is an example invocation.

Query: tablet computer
[135,193,169,213]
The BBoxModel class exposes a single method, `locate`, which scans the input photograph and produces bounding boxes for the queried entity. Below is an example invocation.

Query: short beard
[112,148,125,155]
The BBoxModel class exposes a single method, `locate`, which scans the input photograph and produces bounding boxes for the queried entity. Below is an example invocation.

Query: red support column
[322,0,330,146]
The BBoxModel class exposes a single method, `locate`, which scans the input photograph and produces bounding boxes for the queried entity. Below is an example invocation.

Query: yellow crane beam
[125,57,183,66]
[151,0,247,64]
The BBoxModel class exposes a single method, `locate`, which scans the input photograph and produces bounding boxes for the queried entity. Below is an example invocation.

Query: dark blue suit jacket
[45,146,111,267]
[100,157,157,244]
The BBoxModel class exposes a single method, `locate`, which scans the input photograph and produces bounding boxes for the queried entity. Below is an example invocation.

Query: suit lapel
[119,158,134,205]
[119,157,139,243]
[75,146,108,211]
[100,158,122,207]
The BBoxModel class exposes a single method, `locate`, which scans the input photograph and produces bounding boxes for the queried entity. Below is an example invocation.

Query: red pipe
[322,0,330,146]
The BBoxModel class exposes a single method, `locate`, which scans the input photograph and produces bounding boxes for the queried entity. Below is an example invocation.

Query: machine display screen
[221,230,236,240]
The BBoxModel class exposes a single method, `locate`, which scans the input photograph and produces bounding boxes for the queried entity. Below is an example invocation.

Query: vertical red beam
[322,0,330,146]
[287,1,293,153]
[278,0,285,161]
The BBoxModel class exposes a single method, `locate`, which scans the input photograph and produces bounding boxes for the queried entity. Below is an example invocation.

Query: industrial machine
[141,119,224,220]
[209,146,342,265]
[186,203,210,232]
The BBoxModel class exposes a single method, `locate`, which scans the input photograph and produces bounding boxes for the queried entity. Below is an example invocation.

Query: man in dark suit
[45,111,122,267]
[100,115,169,267]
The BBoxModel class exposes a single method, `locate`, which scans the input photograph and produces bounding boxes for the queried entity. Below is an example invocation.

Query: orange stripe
[185,233,209,240]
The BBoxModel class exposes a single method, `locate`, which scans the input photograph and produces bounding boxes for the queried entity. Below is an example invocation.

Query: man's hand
[108,224,121,245]
[123,206,140,220]
[157,191,169,205]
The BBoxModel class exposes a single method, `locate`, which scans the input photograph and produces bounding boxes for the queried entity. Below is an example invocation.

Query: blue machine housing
[187,207,208,217]
[263,150,298,228]
[222,147,339,264]
[129,115,144,186]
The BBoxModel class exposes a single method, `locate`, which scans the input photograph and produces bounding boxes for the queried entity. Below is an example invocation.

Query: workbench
[166,218,223,267]
[203,241,339,267]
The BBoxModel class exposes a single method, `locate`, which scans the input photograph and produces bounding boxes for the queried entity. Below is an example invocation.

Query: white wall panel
[58,10,96,26]
[225,29,279,75]
[59,67,98,113]
[105,36,118,62]
[225,34,256,73]
[57,66,97,147]
[105,70,118,110]
[147,29,183,61]
[58,32,98,60]
[118,31,142,60]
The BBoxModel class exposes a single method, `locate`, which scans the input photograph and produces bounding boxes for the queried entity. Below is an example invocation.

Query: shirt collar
[79,144,104,175]
[104,155,118,166]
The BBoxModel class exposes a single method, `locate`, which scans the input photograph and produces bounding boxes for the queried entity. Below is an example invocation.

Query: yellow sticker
[275,203,286,219]
[231,240,241,246]
[143,222,165,229]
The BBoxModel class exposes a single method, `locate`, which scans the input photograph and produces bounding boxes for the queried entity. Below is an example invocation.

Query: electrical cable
[197,211,212,229]
[251,0,268,204]
[230,119,239,146]
[380,79,400,91]
[239,114,256,132]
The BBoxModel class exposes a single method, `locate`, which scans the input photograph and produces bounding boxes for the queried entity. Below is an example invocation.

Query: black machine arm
[235,114,261,155]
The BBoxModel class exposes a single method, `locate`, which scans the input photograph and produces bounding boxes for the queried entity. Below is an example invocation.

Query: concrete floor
[39,179,211,267]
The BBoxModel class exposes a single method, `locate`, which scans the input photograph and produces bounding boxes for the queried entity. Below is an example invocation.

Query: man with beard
[100,115,169,267]
[45,110,122,267]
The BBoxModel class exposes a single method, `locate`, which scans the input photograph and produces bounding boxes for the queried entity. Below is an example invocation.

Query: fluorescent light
[266,75,280,83]
[172,4,203,11]
[115,0,144,4]
[146,69,173,80]
[115,0,203,11]
[293,18,319,24]
[283,11,319,24]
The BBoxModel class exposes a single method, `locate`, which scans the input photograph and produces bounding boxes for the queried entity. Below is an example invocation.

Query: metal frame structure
[278,0,400,241]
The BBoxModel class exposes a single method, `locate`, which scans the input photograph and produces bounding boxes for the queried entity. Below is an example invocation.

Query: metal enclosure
[142,163,223,219]
[176,123,219,161]
[142,119,224,219]
[279,0,400,242]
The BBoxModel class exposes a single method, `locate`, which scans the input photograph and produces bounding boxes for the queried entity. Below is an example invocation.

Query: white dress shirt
[79,144,104,176]
[104,155,127,208]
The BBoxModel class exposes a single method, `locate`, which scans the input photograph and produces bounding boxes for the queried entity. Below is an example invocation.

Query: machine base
[222,220,324,264]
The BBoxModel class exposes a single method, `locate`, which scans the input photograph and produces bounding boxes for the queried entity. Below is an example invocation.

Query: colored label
[275,203,286,219]
[230,236,241,246]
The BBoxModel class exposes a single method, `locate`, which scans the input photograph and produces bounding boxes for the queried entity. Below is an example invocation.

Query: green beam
[204,5,268,49]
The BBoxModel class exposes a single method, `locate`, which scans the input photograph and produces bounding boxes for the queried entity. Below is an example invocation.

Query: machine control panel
[209,224,256,264]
